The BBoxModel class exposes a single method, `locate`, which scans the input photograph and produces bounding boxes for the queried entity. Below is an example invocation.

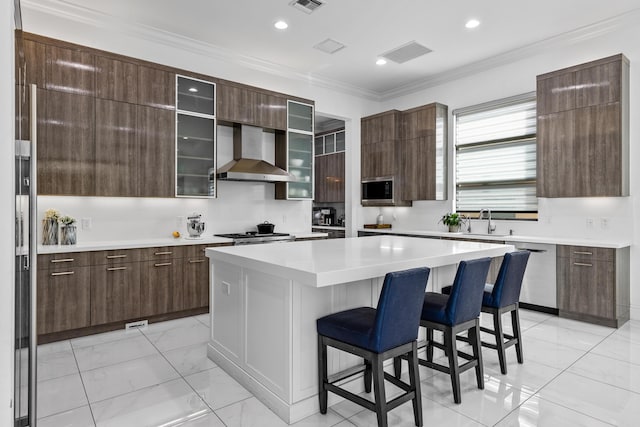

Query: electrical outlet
[282,215,287,224]
[600,217,609,229]
[586,218,594,228]
[81,218,92,230]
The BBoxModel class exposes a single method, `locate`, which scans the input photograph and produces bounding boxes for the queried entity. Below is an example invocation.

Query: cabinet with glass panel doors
[175,75,217,197]
[276,100,315,199]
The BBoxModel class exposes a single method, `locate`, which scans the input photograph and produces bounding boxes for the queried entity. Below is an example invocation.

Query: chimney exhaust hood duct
[216,124,296,183]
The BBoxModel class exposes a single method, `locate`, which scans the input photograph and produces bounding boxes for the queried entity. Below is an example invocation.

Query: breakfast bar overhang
[205,235,514,423]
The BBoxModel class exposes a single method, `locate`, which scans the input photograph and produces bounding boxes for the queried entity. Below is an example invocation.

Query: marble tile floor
[34,310,640,426]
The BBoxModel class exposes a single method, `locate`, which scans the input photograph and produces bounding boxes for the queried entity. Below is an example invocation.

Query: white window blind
[454,93,537,214]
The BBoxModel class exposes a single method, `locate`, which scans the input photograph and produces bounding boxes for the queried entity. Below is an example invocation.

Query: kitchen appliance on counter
[215,232,295,245]
[312,207,336,225]
[186,213,206,239]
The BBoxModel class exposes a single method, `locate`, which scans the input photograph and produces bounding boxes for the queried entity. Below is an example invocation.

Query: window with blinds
[454,93,537,218]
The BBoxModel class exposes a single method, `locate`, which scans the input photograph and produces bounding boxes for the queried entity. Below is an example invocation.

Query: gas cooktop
[215,232,294,245]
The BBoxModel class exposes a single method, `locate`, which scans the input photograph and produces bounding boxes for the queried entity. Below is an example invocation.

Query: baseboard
[519,302,559,315]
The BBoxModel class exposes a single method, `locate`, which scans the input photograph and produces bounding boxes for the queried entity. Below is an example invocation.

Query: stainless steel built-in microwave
[361,177,395,206]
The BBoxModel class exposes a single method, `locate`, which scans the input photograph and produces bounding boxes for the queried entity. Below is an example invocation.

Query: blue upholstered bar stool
[317,267,430,427]
[401,258,491,404]
[442,251,530,374]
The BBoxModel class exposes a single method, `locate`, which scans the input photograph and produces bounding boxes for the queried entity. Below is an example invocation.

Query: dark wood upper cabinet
[137,105,176,197]
[138,65,175,110]
[314,151,345,203]
[536,111,576,198]
[96,56,138,103]
[361,110,401,144]
[536,72,575,115]
[23,38,46,88]
[217,83,256,124]
[537,54,629,198]
[402,105,435,140]
[575,60,621,108]
[45,44,95,96]
[95,99,138,197]
[256,92,287,130]
[37,89,96,196]
[361,103,447,203]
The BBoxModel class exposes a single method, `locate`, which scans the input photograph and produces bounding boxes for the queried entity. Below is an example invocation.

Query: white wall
[1,0,15,424]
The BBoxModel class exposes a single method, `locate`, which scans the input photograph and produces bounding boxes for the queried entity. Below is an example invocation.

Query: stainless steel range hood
[216,124,295,183]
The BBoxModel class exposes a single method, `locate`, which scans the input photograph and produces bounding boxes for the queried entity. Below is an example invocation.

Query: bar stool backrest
[488,251,530,308]
[371,267,430,352]
[445,258,492,325]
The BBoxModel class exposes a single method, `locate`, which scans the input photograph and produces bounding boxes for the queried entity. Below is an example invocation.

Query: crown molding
[379,8,640,101]
[21,0,382,101]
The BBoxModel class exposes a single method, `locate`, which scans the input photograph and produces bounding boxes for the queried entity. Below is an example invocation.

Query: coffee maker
[312,207,336,226]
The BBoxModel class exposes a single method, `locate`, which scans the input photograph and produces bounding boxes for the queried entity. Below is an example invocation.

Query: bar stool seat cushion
[317,307,377,352]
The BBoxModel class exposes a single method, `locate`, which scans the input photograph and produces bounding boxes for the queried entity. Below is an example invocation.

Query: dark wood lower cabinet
[140,259,184,317]
[557,245,629,327]
[37,266,91,334]
[183,256,209,310]
[37,243,232,342]
[91,262,141,325]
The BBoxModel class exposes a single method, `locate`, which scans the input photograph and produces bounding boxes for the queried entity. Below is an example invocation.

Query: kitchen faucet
[479,209,497,234]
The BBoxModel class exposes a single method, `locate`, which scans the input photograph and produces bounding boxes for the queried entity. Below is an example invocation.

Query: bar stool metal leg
[444,328,462,404]
[408,342,423,427]
[372,355,388,427]
[469,320,484,389]
[493,310,507,374]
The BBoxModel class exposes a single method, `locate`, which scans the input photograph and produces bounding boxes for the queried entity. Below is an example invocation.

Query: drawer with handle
[91,249,141,265]
[38,252,91,270]
[142,246,185,260]
[557,245,614,262]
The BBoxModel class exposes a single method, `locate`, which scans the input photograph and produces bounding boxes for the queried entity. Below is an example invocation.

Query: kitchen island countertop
[206,235,512,288]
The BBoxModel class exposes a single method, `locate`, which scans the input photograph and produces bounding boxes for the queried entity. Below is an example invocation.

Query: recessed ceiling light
[274,20,288,30]
[376,58,387,66]
[188,87,198,93]
[465,19,480,29]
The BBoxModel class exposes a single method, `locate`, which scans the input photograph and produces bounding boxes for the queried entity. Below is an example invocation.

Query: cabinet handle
[154,251,172,255]
[51,258,74,263]
[107,267,127,271]
[573,251,593,255]
[154,262,172,267]
[51,271,74,276]
[106,255,127,259]
[573,262,593,267]
[189,259,206,263]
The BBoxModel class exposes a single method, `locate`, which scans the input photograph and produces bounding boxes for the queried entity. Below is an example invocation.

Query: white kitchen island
[205,235,513,423]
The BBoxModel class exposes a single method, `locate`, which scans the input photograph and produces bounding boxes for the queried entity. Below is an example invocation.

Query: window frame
[452,92,538,220]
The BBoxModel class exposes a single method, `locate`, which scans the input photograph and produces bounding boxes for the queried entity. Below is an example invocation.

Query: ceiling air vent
[380,41,432,64]
[314,38,346,54]
[289,0,324,14]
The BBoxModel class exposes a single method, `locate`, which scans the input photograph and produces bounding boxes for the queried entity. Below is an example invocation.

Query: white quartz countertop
[357,228,631,249]
[206,235,513,287]
[311,225,346,230]
[37,232,327,254]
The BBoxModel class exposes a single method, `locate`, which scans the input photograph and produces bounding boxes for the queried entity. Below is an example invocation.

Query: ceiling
[22,0,640,98]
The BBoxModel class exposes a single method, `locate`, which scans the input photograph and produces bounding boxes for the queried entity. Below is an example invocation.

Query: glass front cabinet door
[176,75,216,197]
[285,100,314,199]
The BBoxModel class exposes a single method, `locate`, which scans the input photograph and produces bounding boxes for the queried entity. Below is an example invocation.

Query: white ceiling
[22,0,640,98]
